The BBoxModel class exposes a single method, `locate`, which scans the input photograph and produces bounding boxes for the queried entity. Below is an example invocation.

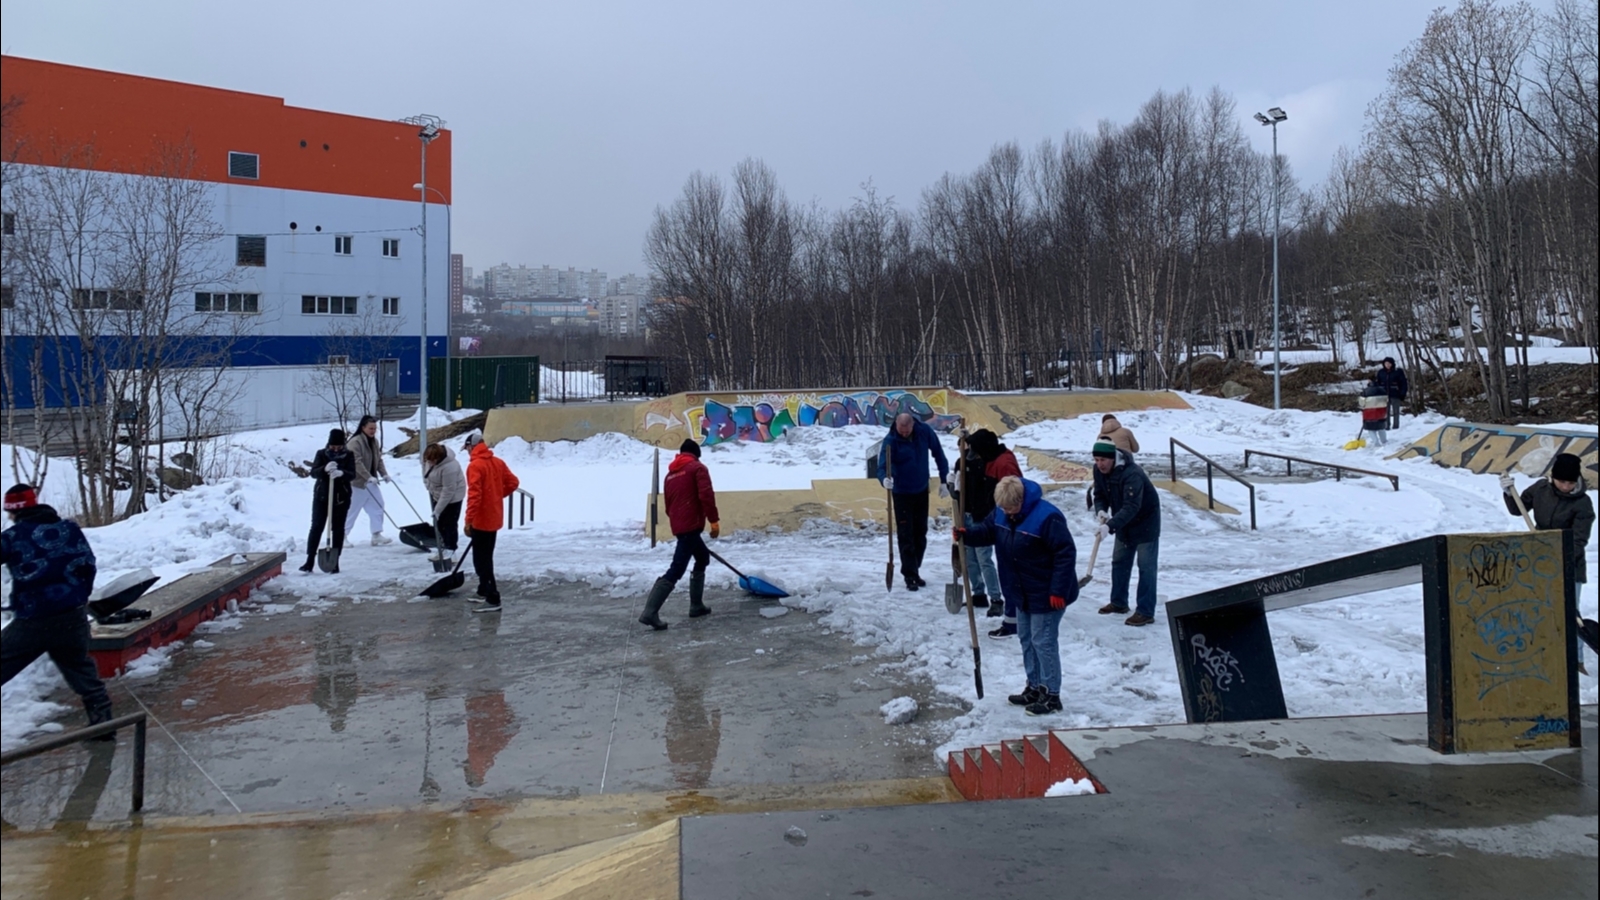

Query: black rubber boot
[298,557,315,573]
[639,578,672,630]
[86,700,117,742]
[688,571,710,617]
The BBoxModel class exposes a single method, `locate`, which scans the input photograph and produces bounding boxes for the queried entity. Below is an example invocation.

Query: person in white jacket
[343,415,393,545]
[423,442,466,552]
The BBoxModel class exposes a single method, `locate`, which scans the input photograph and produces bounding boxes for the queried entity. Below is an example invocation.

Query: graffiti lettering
[1253,571,1306,598]
[1463,541,1521,589]
[1518,715,1570,740]
[1396,422,1596,480]
[1190,634,1245,693]
[693,389,963,447]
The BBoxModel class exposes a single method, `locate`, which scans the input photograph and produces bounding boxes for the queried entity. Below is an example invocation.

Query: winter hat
[679,439,702,458]
[4,484,39,511]
[327,429,346,447]
[968,429,999,459]
[1382,357,1396,366]
[463,430,485,449]
[1092,440,1117,459]
[1551,453,1582,482]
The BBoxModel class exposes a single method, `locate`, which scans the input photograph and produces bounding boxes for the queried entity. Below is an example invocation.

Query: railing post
[133,716,147,812]
[1169,438,1176,484]
[1249,487,1257,530]
[1207,463,1215,511]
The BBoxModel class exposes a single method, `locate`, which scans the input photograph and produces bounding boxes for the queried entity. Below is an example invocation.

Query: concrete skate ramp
[487,388,1189,448]
[1395,421,1597,480]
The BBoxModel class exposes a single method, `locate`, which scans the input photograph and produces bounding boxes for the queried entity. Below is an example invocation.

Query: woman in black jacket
[300,429,356,573]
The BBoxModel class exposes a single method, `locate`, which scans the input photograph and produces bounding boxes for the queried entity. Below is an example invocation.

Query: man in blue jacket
[1374,357,1408,429]
[959,476,1077,716]
[877,413,950,591]
[1,484,114,734]
[1090,441,1162,627]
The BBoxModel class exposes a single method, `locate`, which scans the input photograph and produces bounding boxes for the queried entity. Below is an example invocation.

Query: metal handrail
[1243,449,1400,491]
[0,711,148,812]
[1169,438,1257,530]
[505,488,535,528]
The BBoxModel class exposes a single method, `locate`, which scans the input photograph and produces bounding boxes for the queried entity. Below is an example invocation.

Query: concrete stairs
[946,731,1106,800]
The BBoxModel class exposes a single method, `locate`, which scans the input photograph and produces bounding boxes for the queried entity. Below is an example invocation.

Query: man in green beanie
[1089,439,1162,627]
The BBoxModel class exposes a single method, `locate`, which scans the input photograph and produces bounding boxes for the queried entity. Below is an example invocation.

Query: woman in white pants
[344,415,392,545]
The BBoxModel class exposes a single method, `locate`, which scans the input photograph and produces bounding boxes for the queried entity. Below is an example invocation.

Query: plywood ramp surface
[446,819,679,900]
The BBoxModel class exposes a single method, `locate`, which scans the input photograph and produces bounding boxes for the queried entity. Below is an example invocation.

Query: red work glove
[952,527,966,542]
[1050,595,1067,610]
[709,521,720,539]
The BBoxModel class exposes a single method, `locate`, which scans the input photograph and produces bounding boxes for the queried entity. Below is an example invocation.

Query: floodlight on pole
[1254,106,1288,410]
[414,182,452,418]
[399,114,443,457]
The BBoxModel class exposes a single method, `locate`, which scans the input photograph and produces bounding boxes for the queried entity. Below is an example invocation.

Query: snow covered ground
[3,396,1596,761]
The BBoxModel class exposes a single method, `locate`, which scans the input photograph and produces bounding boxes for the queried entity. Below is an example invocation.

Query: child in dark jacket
[1,484,115,734]
[300,430,355,573]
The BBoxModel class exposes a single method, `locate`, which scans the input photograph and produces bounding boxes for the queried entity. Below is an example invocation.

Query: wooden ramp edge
[445,819,679,900]
[1151,480,1240,515]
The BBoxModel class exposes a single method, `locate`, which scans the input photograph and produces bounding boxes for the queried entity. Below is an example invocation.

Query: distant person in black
[1373,357,1408,429]
[301,429,355,573]
[1,484,115,736]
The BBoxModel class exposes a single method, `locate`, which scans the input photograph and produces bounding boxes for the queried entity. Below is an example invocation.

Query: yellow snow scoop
[1343,438,1367,451]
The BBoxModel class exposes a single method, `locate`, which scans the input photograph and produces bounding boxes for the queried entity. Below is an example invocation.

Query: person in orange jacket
[462,430,520,612]
[639,439,720,630]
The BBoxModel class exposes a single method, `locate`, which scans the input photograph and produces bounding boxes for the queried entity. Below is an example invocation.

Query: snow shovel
[945,541,965,615]
[419,538,475,598]
[884,444,896,592]
[1342,423,1367,452]
[1078,529,1103,588]
[1507,479,1538,532]
[650,447,661,549]
[89,568,160,622]
[706,549,789,598]
[954,425,983,700]
[316,483,341,573]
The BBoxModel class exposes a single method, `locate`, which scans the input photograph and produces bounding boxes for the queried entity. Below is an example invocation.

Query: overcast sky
[1,0,1529,279]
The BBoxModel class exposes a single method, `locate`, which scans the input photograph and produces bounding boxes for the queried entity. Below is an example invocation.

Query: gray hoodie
[425,454,467,519]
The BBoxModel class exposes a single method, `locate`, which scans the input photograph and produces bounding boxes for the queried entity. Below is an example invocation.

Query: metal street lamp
[400,114,443,454]
[415,183,452,417]
[1253,106,1287,410]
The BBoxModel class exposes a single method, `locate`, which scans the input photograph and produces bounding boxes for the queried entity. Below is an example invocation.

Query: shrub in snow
[880,696,918,725]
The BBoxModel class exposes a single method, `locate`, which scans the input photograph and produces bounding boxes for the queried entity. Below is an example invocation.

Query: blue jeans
[1109,538,1159,617]
[1016,606,1065,693]
[963,514,1001,599]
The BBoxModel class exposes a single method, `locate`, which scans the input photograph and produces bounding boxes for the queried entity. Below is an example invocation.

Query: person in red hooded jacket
[462,430,520,612]
[640,439,721,630]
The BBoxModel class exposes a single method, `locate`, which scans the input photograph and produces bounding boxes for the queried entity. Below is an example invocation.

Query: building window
[2,212,14,235]
[301,295,359,316]
[382,238,400,258]
[195,292,260,313]
[0,286,13,309]
[334,235,352,255]
[228,152,259,179]
[236,235,267,267]
[327,355,349,366]
[72,288,145,310]
[382,296,400,316]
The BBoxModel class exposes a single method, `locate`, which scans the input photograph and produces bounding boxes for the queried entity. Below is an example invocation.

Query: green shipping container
[429,356,540,410]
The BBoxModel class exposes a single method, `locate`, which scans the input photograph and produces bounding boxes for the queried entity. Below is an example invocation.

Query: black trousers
[307,495,350,558]
[0,609,111,714]
[892,489,930,577]
[472,529,499,600]
[436,501,462,551]
[664,530,711,583]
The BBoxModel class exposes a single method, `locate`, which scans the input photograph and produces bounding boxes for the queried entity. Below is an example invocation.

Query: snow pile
[1044,777,1096,797]
[880,695,919,725]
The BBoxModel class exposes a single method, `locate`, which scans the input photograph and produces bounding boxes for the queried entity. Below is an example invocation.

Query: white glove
[1498,473,1515,493]
[938,484,950,499]
[883,476,895,492]
[1096,523,1110,540]
[324,461,340,475]
[1096,510,1110,525]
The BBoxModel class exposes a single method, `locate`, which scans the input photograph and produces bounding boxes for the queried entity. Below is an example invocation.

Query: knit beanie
[463,430,484,449]
[4,484,39,511]
[1551,453,1581,482]
[327,429,346,447]
[679,439,702,458]
[968,429,999,459]
[1092,440,1117,459]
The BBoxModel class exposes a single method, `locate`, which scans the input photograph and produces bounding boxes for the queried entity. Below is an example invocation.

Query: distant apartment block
[471,262,650,303]
[449,253,464,315]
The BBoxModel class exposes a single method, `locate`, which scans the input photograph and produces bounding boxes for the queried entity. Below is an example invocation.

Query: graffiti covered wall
[1396,421,1597,480]
[669,389,964,447]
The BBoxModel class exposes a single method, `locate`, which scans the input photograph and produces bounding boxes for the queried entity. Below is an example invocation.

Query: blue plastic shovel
[706,549,789,598]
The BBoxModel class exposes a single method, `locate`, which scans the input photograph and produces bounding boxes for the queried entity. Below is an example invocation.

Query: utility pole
[1254,107,1288,410]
